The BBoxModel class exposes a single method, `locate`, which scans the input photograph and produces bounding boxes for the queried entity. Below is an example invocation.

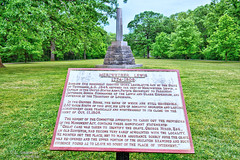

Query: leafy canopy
[152,32,170,59]
[170,18,202,59]
[204,14,239,61]
[127,11,169,58]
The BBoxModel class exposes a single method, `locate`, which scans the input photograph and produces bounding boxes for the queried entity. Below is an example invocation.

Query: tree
[41,0,119,61]
[152,32,170,59]
[127,11,169,58]
[203,0,239,38]
[0,0,127,65]
[204,14,239,61]
[0,2,5,67]
[124,32,145,57]
[0,56,4,67]
[226,0,240,25]
[106,33,116,46]
[81,27,108,59]
[170,18,202,59]
[0,0,49,63]
[169,11,191,32]
[189,5,211,49]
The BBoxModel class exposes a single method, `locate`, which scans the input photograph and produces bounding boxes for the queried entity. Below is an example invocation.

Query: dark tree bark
[147,45,150,59]
[50,40,56,61]
[25,52,28,63]
[0,56,5,68]
[30,54,33,62]
[225,53,228,62]
[84,45,87,60]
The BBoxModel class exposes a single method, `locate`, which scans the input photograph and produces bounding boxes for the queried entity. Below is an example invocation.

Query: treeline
[0,0,122,65]
[125,0,240,61]
[0,0,239,66]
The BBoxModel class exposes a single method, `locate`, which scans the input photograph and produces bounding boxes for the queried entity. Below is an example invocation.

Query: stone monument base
[96,41,142,68]
[95,64,143,69]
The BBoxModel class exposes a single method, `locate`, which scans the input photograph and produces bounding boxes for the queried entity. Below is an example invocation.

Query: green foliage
[123,0,239,61]
[0,59,239,159]
[106,32,116,46]
[152,32,170,59]
[0,0,123,63]
[203,0,240,46]
[84,28,108,59]
[0,0,50,63]
[127,11,171,58]
[204,14,240,61]
[1,0,240,62]
[204,0,228,35]
[42,0,118,61]
[226,0,240,25]
[170,18,202,59]
[188,5,211,49]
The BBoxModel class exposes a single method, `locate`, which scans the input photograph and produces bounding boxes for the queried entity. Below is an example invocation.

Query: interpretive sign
[50,68,194,153]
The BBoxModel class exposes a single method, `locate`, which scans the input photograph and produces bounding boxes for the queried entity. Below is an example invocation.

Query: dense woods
[127,0,240,61]
[0,0,239,66]
[0,0,122,65]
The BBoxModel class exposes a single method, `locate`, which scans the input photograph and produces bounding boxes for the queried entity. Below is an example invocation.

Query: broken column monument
[96,8,142,68]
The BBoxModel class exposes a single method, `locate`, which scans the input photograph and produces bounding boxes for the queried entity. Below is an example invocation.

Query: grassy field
[0,59,239,159]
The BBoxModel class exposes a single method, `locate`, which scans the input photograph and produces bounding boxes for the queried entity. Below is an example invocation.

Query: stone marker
[50,68,194,154]
[116,8,123,42]
[96,8,142,68]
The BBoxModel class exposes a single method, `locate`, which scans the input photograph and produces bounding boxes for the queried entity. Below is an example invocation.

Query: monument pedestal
[95,64,143,68]
[96,8,142,69]
[96,41,143,68]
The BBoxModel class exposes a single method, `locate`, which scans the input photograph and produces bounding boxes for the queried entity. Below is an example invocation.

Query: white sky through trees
[104,0,212,34]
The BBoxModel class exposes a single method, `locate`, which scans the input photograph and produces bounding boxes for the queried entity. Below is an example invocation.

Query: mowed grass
[0,59,239,159]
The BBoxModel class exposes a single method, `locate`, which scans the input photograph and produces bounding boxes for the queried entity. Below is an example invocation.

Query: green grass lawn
[0,59,239,159]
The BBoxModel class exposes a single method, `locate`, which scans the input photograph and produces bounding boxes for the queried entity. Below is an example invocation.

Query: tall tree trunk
[25,52,28,63]
[50,40,56,61]
[225,53,228,62]
[147,46,150,59]
[30,54,33,62]
[84,45,87,60]
[0,56,5,68]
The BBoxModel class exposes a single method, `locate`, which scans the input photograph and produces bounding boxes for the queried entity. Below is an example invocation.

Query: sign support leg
[116,152,129,160]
